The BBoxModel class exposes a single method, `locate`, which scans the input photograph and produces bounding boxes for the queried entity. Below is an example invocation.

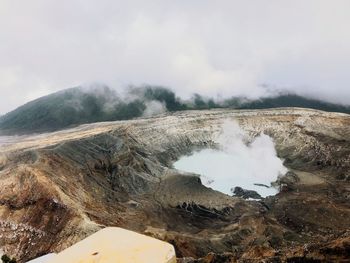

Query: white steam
[142,100,166,117]
[174,120,287,197]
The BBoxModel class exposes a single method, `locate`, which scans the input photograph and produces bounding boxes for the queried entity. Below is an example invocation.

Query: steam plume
[174,120,287,197]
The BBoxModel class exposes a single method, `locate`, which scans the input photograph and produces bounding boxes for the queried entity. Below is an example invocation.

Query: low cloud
[1,1,350,114]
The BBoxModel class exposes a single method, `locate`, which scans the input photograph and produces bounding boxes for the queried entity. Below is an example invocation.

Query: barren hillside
[0,108,349,262]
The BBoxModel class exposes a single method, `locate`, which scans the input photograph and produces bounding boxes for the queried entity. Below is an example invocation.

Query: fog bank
[2,1,350,114]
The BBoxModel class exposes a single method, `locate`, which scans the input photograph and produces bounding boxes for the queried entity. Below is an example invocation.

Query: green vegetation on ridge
[0,85,349,135]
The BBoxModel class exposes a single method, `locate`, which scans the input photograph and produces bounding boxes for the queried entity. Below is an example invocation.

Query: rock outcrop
[231,187,262,200]
[0,108,349,262]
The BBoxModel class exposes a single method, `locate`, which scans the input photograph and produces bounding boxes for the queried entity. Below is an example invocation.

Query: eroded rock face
[0,108,349,262]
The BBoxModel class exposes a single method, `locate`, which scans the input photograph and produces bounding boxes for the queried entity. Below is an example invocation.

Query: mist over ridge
[0,84,349,135]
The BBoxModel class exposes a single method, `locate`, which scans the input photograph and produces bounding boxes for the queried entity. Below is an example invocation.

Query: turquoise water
[174,146,286,197]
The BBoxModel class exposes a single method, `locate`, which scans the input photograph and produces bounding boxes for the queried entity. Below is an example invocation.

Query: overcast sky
[1,1,350,114]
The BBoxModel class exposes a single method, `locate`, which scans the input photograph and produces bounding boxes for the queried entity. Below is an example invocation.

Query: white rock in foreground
[48,227,176,263]
[26,254,56,263]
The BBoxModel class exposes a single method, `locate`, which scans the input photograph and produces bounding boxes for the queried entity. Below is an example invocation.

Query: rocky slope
[0,108,349,262]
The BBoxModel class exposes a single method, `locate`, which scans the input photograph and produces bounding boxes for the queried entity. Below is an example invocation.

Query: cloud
[1,0,350,114]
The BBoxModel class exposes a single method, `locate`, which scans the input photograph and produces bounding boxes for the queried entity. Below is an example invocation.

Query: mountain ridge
[1,86,349,135]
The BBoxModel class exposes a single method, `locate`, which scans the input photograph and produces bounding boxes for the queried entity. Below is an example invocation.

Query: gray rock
[273,171,300,191]
[231,186,262,199]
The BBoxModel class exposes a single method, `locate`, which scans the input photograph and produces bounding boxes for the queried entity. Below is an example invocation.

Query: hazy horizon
[1,1,350,114]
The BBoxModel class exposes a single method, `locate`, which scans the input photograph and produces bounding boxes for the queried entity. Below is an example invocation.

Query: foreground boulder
[48,227,176,263]
[26,254,56,263]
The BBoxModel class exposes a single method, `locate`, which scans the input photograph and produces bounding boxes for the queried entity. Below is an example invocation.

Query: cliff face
[0,108,349,262]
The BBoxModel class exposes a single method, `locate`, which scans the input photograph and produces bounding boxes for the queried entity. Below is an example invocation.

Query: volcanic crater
[0,108,349,262]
